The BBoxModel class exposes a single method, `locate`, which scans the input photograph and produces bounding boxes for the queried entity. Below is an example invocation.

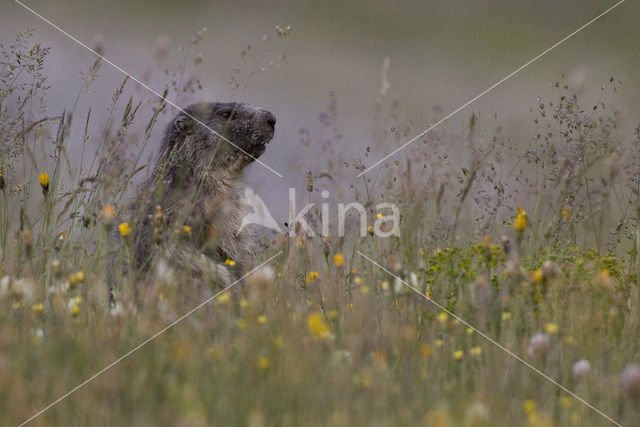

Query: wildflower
[376,213,383,219]
[182,225,192,235]
[257,314,267,325]
[273,335,283,348]
[373,349,387,366]
[470,346,482,357]
[527,333,550,361]
[38,172,50,193]
[435,339,443,347]
[593,269,614,291]
[353,276,362,285]
[217,292,231,305]
[360,285,370,294]
[367,225,374,236]
[513,207,527,232]
[118,222,131,237]
[572,359,590,383]
[225,259,236,267]
[236,319,247,330]
[31,302,44,313]
[333,253,345,267]
[465,402,490,425]
[69,271,85,286]
[0,171,4,190]
[453,350,464,360]
[419,343,432,358]
[380,280,389,290]
[562,207,571,219]
[327,309,338,320]
[306,271,319,284]
[530,269,543,283]
[620,364,640,400]
[466,328,474,335]
[523,400,536,416]
[437,311,448,324]
[544,323,559,335]
[240,299,248,308]
[307,312,331,339]
[100,204,116,228]
[256,356,270,369]
[501,311,511,321]
[68,296,81,316]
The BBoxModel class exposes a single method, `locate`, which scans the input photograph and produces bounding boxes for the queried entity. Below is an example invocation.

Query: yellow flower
[307,312,331,339]
[225,259,236,267]
[256,356,270,369]
[380,280,389,290]
[513,207,527,232]
[530,269,543,283]
[437,311,448,324]
[360,285,370,294]
[560,396,573,409]
[333,253,345,267]
[257,315,267,325]
[118,222,131,237]
[273,335,283,348]
[435,339,443,347]
[544,323,559,334]
[31,302,44,313]
[217,292,232,305]
[453,350,464,360]
[306,271,319,284]
[502,311,512,321]
[466,328,474,335]
[182,225,192,235]
[367,225,374,235]
[523,400,536,415]
[240,299,248,308]
[69,271,85,286]
[419,344,432,358]
[376,213,383,219]
[353,276,362,285]
[38,173,50,192]
[470,346,482,356]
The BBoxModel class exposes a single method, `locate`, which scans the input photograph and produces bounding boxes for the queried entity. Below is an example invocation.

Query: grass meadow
[1,29,640,426]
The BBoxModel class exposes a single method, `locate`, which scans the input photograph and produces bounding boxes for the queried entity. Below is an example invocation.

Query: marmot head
[157,102,276,180]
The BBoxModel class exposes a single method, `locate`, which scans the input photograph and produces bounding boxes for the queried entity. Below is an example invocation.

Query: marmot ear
[174,115,190,134]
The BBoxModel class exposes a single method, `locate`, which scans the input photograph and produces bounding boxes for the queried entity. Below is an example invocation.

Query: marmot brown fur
[125,102,275,291]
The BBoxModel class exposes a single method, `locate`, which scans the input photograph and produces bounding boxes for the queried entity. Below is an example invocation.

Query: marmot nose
[265,111,276,129]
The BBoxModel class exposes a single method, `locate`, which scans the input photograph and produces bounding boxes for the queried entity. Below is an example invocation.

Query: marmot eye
[219,110,233,119]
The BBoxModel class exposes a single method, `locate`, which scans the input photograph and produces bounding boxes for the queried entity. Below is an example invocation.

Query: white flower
[620,364,640,400]
[527,333,550,361]
[572,359,590,383]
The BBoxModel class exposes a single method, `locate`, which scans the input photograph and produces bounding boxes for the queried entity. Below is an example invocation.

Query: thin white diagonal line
[18,251,283,427]
[357,250,622,426]
[357,0,626,177]
[12,0,284,179]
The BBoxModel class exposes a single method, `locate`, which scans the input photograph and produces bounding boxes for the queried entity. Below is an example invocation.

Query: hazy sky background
[2,0,639,223]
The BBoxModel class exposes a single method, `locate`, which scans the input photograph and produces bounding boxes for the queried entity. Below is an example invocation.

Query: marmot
[125,102,275,291]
